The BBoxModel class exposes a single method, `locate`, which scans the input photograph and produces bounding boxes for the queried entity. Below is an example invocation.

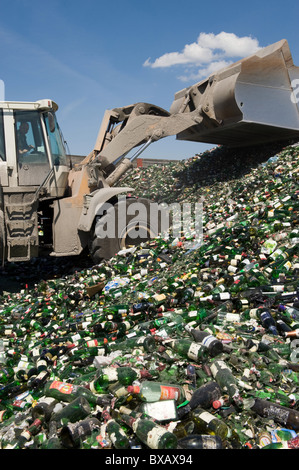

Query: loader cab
[0,99,69,198]
[0,100,70,262]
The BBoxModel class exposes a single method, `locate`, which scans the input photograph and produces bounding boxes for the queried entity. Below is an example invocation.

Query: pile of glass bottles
[0,142,298,449]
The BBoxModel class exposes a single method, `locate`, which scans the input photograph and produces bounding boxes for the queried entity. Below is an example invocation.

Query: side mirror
[48,112,56,133]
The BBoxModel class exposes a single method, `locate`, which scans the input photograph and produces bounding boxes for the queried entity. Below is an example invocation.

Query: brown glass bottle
[249,398,299,431]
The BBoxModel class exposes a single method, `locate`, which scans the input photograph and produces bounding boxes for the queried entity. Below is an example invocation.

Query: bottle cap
[212,399,223,409]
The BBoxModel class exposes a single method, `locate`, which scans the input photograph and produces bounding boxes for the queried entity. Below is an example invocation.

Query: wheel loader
[0,39,298,265]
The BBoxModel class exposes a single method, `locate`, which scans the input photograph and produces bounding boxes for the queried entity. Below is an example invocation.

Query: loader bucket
[171,39,299,147]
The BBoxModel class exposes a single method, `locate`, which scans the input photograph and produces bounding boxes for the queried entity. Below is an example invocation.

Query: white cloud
[178,60,234,82]
[197,32,260,57]
[144,32,261,81]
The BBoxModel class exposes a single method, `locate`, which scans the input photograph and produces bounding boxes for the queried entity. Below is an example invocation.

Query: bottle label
[258,432,272,447]
[71,333,81,342]
[20,430,31,441]
[202,335,216,348]
[142,400,177,421]
[283,261,292,271]
[123,321,131,330]
[198,410,214,424]
[86,340,99,347]
[210,360,227,377]
[272,285,284,292]
[222,313,241,322]
[249,309,258,319]
[159,385,182,401]
[126,331,137,338]
[187,343,202,361]
[16,359,29,371]
[49,380,73,395]
[103,367,118,382]
[36,370,48,380]
[188,311,198,318]
[219,292,230,300]
[228,265,237,273]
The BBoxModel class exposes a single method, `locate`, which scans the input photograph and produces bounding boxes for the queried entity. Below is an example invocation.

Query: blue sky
[1,0,299,160]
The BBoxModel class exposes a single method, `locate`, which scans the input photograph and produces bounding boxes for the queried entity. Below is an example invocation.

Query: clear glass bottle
[127,381,188,405]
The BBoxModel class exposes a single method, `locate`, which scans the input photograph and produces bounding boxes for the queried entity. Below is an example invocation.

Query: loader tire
[89,197,167,263]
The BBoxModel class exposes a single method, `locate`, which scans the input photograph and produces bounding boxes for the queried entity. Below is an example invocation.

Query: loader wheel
[89,197,167,263]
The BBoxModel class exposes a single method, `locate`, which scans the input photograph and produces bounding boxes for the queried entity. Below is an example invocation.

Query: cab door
[14,110,51,186]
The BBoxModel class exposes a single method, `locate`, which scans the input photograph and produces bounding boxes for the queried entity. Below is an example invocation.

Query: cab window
[14,110,48,163]
[44,112,67,166]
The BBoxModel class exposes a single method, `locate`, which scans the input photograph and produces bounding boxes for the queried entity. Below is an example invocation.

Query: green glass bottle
[0,404,14,422]
[103,304,130,316]
[102,408,130,449]
[60,417,102,448]
[31,396,60,422]
[210,360,243,407]
[164,338,209,363]
[177,434,223,449]
[42,420,63,449]
[0,366,15,384]
[119,412,177,449]
[137,317,169,333]
[185,325,224,357]
[191,406,231,440]
[89,366,151,393]
[107,335,156,353]
[51,396,91,426]
[17,418,44,449]
[44,380,111,407]
[0,380,28,400]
